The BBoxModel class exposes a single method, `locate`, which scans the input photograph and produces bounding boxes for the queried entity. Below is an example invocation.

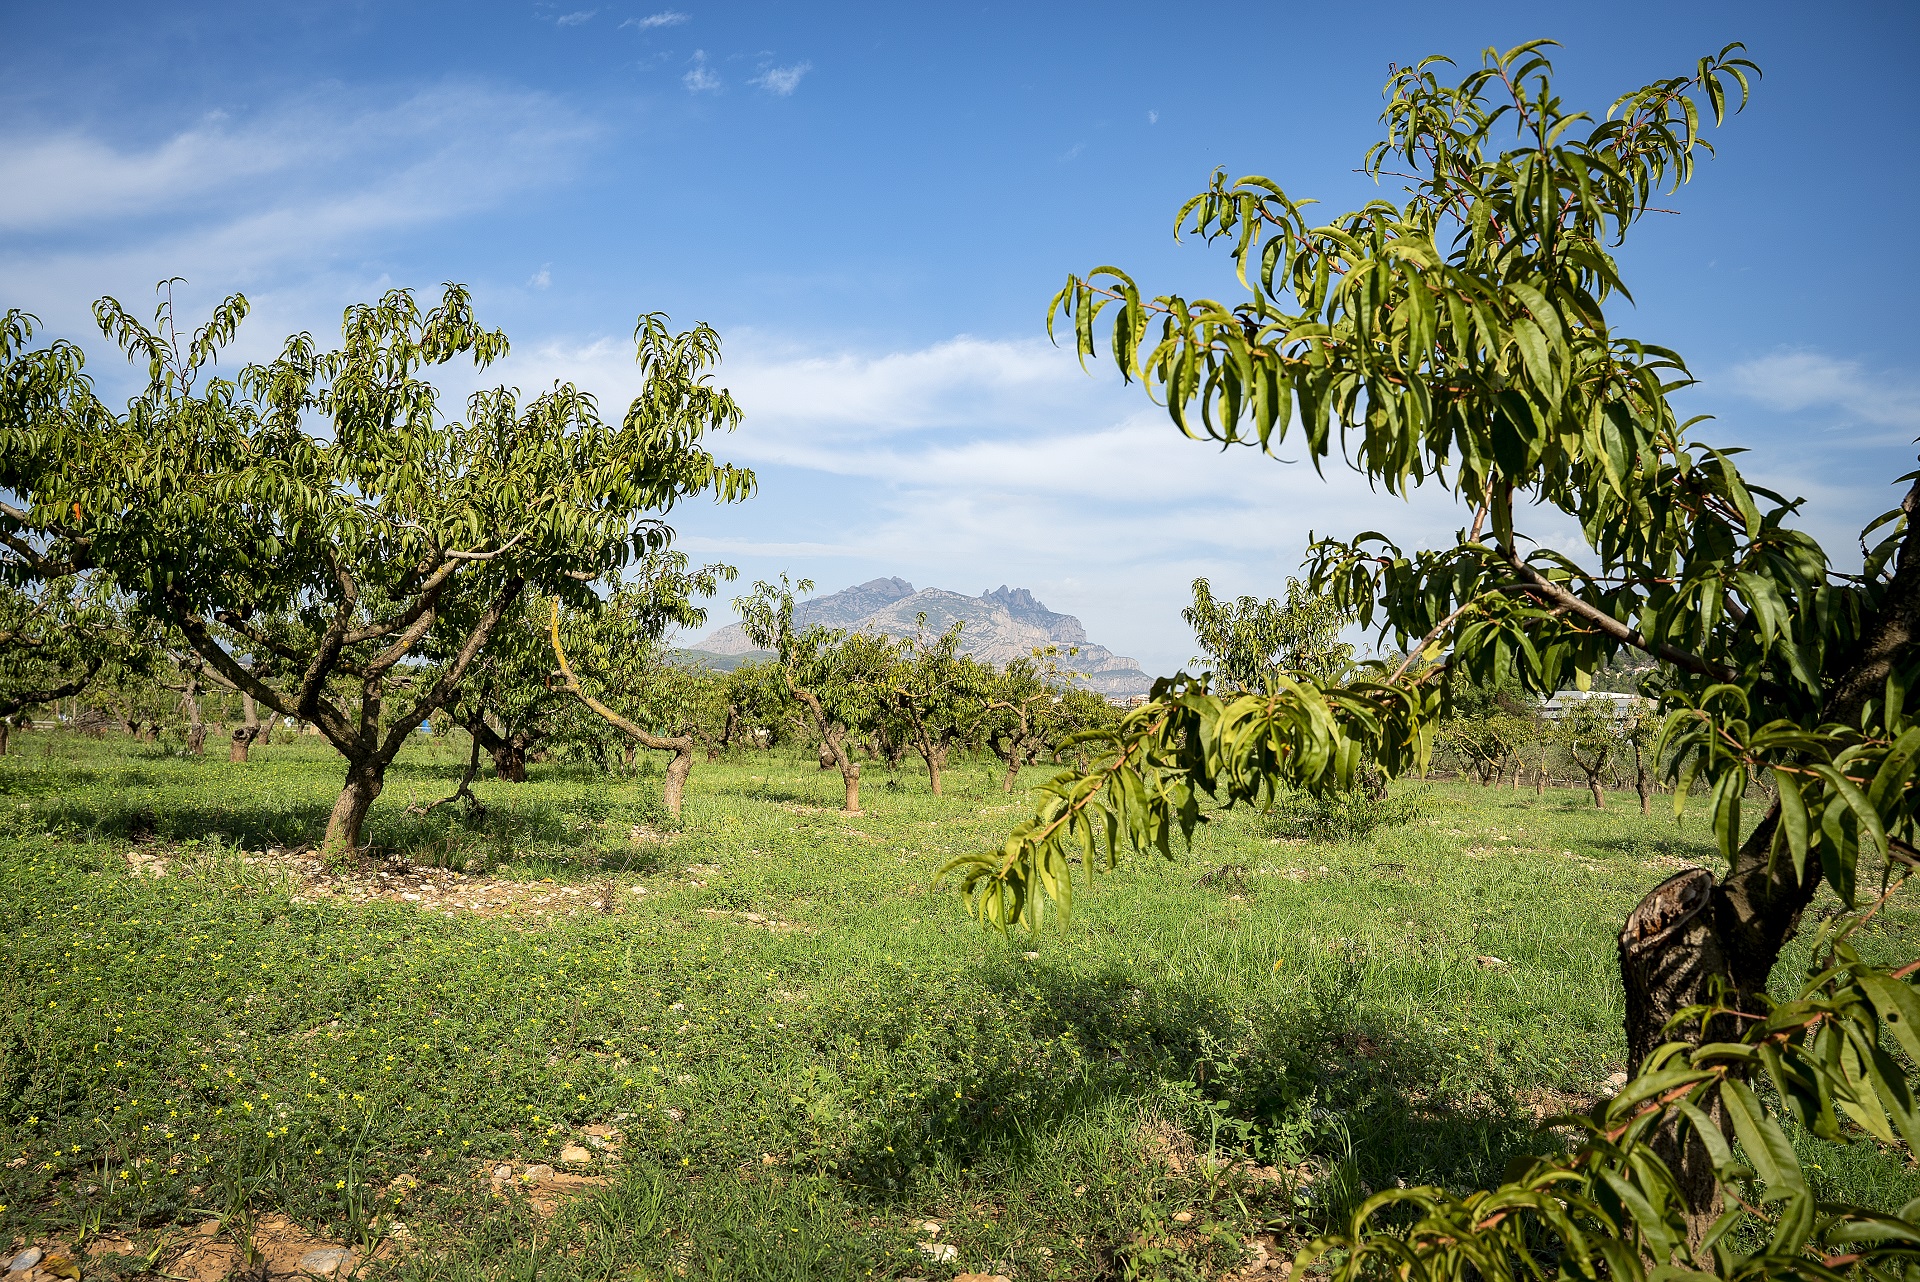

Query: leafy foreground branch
[955,36,1920,1273]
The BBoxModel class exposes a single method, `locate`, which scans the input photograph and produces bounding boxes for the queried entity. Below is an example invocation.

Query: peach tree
[950,42,1920,1271]
[36,284,750,854]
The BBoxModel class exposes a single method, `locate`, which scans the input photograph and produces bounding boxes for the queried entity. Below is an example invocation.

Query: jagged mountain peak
[692,578,1149,696]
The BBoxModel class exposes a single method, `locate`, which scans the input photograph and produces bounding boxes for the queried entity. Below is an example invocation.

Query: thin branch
[547,600,689,754]
[1501,547,1737,682]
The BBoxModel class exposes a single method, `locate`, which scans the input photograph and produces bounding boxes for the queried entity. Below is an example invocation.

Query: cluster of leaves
[1305,907,1920,1280]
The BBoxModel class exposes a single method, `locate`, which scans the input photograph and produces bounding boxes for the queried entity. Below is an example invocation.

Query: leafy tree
[1182,575,1351,690]
[886,615,989,795]
[1436,663,1540,784]
[956,41,1920,1263]
[0,312,130,731]
[549,592,731,824]
[0,579,120,754]
[452,550,733,786]
[715,657,790,755]
[1557,694,1626,809]
[37,285,750,855]
[1622,693,1663,814]
[978,647,1082,793]
[737,576,891,813]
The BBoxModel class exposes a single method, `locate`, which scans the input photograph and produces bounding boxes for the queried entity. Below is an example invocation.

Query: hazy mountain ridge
[695,578,1151,697]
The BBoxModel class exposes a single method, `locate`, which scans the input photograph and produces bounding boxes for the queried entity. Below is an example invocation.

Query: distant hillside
[695,578,1152,697]
[667,647,776,673]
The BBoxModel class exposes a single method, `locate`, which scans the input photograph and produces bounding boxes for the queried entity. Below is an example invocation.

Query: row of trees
[1434,677,1666,809]
[1,285,1117,837]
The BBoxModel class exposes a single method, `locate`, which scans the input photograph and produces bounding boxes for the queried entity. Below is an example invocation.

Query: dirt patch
[1229,1231,1294,1277]
[483,1160,610,1217]
[9,1215,382,1282]
[698,908,816,934]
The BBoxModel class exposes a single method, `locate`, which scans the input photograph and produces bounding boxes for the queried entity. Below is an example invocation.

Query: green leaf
[1721,1078,1807,1201]
[1861,972,1920,1066]
[1773,768,1811,883]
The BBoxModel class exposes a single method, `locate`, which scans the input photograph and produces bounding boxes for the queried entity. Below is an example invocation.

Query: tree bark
[991,733,1022,793]
[917,739,947,795]
[1618,869,1728,1239]
[0,722,8,756]
[323,761,384,857]
[817,722,862,813]
[491,740,528,782]
[817,739,837,770]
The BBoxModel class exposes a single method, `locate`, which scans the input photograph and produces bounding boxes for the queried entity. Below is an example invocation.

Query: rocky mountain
[694,578,1151,697]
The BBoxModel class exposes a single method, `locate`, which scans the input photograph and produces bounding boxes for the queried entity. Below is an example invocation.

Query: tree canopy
[1184,575,1353,690]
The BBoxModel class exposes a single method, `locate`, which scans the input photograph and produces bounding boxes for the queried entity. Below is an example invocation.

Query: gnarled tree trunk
[1616,475,1920,1239]
[230,691,262,762]
[549,611,698,823]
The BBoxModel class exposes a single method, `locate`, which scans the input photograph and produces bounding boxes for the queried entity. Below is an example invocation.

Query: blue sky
[4,1,1915,672]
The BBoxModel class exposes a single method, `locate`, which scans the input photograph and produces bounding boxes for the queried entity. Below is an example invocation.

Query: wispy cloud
[751,62,811,95]
[0,84,592,237]
[682,50,721,92]
[1147,109,1158,124]
[0,83,596,351]
[622,9,688,30]
[1725,349,1920,431]
[555,9,596,25]
[489,331,1473,671]
[528,265,552,289]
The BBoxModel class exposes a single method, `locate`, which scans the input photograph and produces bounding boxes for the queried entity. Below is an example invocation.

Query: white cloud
[488,330,1475,671]
[555,9,596,25]
[623,9,688,29]
[0,83,595,362]
[683,51,721,92]
[0,84,591,238]
[1724,349,1920,431]
[528,266,552,289]
[751,62,811,95]
[1147,109,1158,124]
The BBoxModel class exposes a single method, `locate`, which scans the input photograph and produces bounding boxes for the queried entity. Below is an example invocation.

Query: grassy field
[3,731,1917,1280]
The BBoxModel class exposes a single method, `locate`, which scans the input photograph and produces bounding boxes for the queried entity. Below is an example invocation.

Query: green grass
[2,732,1917,1279]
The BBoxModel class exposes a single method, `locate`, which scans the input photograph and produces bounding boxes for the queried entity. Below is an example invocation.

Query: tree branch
[547,599,691,754]
[0,656,104,720]
[378,577,525,761]
[1501,548,1737,683]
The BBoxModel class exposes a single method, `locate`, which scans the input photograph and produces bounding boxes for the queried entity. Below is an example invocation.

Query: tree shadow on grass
[24,782,662,871]
[828,956,1571,1212]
